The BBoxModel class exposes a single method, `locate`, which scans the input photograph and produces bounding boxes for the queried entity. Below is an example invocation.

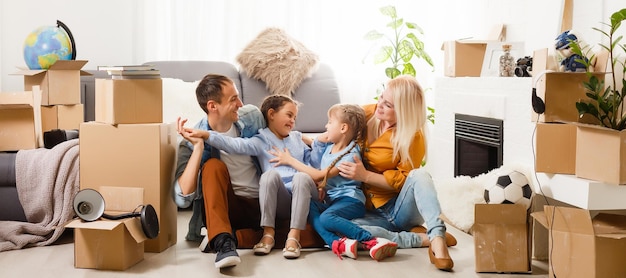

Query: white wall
[0,0,624,94]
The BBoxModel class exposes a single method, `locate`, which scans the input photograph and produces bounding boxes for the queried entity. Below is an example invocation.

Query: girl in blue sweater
[182,95,315,259]
[269,104,398,261]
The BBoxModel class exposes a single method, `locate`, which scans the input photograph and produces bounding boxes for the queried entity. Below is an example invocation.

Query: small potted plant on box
[364,5,435,124]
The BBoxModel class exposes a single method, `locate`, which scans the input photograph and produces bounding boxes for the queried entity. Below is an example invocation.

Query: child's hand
[177,117,204,146]
[268,146,294,166]
[317,187,326,201]
[186,129,210,140]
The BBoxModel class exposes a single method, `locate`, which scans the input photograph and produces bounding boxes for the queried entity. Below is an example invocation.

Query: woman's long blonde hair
[386,75,427,167]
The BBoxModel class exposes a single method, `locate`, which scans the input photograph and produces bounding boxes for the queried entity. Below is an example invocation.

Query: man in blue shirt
[173,74,264,269]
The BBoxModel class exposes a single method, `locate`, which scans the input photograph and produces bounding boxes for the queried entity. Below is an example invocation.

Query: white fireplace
[426,77,535,181]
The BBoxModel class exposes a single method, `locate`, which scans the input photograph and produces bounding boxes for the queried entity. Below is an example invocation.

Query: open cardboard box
[532,205,626,278]
[65,186,148,271]
[473,203,531,273]
[442,24,506,77]
[531,48,609,123]
[12,60,91,105]
[0,87,43,151]
[79,122,177,252]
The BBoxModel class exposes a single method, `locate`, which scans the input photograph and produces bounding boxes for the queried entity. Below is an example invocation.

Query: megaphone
[73,189,160,239]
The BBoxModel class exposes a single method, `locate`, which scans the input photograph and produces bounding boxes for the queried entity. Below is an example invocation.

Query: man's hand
[177,117,206,146]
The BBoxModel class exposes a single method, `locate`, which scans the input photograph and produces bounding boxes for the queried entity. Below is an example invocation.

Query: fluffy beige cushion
[236,28,319,96]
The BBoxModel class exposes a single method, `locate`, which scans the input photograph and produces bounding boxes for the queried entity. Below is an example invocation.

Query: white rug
[433,163,534,234]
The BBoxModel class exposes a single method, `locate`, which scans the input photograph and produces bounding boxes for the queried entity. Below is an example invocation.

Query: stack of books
[97,65,161,79]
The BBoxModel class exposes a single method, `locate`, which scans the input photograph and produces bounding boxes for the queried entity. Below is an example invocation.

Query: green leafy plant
[572,8,626,130]
[364,5,435,124]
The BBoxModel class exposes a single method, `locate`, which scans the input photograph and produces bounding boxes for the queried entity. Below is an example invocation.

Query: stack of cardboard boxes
[69,73,178,270]
[1,60,88,152]
[531,48,626,277]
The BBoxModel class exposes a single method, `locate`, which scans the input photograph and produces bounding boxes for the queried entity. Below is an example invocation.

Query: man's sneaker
[199,227,211,253]
[331,237,358,260]
[199,235,211,253]
[213,233,241,269]
[362,237,398,261]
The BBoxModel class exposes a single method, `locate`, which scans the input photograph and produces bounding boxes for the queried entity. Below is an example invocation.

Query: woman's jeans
[353,168,446,241]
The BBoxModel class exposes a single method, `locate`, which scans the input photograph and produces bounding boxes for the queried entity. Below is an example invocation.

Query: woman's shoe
[428,245,454,271]
[283,237,301,259]
[410,226,458,247]
[253,234,275,255]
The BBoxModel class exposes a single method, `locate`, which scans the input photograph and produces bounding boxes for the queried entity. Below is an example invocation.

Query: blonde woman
[338,75,454,271]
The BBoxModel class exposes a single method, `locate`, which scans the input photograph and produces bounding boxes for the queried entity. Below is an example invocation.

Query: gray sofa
[80,61,341,134]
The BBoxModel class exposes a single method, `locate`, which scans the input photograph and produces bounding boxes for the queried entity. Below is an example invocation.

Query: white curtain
[136,0,438,105]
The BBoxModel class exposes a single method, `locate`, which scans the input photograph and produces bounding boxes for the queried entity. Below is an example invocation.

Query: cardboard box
[12,60,90,105]
[442,40,490,77]
[531,48,607,123]
[473,204,531,273]
[442,24,506,77]
[531,72,604,123]
[95,78,163,124]
[532,205,626,278]
[535,122,576,174]
[575,123,626,185]
[79,122,177,252]
[0,91,37,151]
[65,186,148,270]
[40,104,83,132]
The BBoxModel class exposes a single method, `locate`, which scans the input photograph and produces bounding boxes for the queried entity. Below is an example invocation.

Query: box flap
[486,24,506,41]
[544,206,594,235]
[592,213,626,234]
[593,49,610,73]
[65,218,124,230]
[12,60,89,76]
[0,91,34,106]
[48,60,88,70]
[122,217,149,243]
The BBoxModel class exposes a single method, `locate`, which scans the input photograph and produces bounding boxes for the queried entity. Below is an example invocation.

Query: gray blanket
[0,139,80,252]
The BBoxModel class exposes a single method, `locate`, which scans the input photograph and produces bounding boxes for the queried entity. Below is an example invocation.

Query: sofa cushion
[241,63,340,133]
[236,28,319,97]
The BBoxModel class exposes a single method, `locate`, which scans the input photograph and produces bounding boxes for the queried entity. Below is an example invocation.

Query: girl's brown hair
[259,95,299,124]
[319,104,367,189]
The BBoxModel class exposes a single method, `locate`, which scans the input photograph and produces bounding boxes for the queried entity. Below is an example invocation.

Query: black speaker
[73,189,159,239]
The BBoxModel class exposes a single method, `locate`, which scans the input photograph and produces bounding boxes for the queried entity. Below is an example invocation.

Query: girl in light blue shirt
[269,104,398,261]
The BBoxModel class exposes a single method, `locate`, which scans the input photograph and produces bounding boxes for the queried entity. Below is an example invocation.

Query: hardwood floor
[0,210,550,277]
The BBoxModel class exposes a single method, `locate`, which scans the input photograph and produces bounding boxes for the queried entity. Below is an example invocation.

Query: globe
[23,21,75,70]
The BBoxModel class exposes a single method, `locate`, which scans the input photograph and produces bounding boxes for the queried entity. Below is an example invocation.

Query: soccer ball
[483,170,533,209]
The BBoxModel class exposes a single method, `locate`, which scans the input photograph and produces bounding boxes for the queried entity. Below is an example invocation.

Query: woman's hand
[337,155,368,182]
[268,146,295,167]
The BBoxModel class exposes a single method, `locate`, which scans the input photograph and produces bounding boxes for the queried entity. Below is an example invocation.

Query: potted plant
[569,8,626,185]
[364,5,435,124]
[572,8,626,130]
